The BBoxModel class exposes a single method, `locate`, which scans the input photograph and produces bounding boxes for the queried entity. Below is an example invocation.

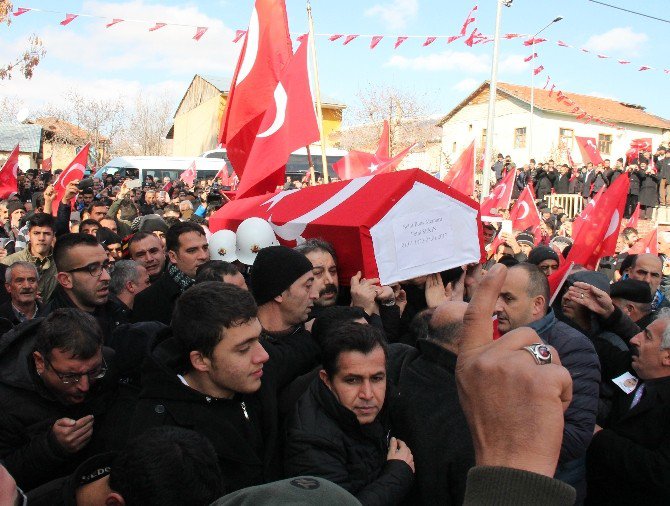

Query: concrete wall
[41,142,78,171]
[173,94,225,156]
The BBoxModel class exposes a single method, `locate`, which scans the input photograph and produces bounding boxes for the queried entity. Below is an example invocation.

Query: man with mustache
[0,261,44,324]
[44,234,126,341]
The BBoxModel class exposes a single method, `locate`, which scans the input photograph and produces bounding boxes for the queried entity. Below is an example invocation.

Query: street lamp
[528,16,563,161]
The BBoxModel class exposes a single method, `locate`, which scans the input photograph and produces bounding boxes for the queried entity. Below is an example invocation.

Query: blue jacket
[528,309,601,463]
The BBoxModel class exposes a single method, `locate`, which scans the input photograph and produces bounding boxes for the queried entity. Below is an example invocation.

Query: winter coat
[535,169,556,200]
[0,319,120,491]
[639,172,659,207]
[284,378,414,506]
[581,171,596,198]
[131,272,182,325]
[527,309,601,463]
[592,171,609,195]
[129,325,320,494]
[387,340,474,506]
[627,170,642,196]
[553,173,571,194]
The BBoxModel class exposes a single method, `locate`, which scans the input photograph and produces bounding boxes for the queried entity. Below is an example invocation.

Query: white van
[200,146,346,181]
[94,156,227,182]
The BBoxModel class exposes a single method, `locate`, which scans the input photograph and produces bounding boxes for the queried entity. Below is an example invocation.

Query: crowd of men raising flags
[0,141,666,505]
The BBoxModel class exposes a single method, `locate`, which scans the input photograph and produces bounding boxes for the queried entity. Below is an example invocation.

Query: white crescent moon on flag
[604,210,620,239]
[59,163,85,189]
[11,162,19,178]
[269,175,374,241]
[495,184,506,198]
[257,83,287,138]
[237,8,259,84]
[518,201,530,219]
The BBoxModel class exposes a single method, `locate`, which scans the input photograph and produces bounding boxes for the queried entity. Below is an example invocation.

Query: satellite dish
[16,108,31,123]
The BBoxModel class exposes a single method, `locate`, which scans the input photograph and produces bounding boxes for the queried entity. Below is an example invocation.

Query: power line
[588,0,670,24]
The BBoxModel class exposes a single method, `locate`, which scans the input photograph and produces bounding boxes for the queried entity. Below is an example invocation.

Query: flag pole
[306,1,330,184]
[473,138,477,199]
[306,145,316,185]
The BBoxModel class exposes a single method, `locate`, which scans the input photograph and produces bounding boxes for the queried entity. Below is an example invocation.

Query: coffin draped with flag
[210,169,484,285]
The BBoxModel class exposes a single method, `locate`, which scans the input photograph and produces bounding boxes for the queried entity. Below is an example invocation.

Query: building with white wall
[437,81,670,177]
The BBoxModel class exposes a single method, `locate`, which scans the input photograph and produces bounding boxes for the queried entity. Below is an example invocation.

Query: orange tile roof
[438,81,670,130]
[33,117,109,143]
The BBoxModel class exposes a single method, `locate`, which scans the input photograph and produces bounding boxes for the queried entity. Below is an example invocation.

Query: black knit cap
[527,246,559,265]
[610,279,652,304]
[251,245,314,305]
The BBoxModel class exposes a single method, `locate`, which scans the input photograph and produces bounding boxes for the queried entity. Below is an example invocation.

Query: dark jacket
[44,286,129,343]
[387,339,473,505]
[131,271,182,325]
[129,325,320,494]
[658,157,670,180]
[528,309,600,462]
[581,171,595,197]
[284,378,414,506]
[586,375,670,505]
[0,300,45,326]
[553,173,570,194]
[535,169,556,200]
[591,171,609,195]
[0,319,119,491]
[627,169,642,196]
[606,168,623,185]
[639,172,659,207]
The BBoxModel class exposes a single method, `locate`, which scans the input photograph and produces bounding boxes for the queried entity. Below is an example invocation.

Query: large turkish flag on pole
[566,173,629,270]
[628,227,658,255]
[218,0,292,178]
[442,140,475,197]
[52,143,90,215]
[575,136,604,165]
[0,144,19,199]
[572,186,604,238]
[235,34,320,199]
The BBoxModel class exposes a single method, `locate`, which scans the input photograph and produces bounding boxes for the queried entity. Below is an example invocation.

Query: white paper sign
[392,209,454,270]
[612,372,639,394]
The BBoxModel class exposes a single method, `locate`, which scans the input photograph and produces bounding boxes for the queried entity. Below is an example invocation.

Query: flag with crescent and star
[52,143,90,216]
[575,136,604,165]
[0,144,20,199]
[332,120,415,181]
[628,227,658,255]
[480,168,516,220]
[235,33,320,199]
[566,173,629,270]
[509,184,541,233]
[218,0,292,179]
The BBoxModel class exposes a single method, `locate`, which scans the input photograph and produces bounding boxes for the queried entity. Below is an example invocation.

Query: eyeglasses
[45,356,108,384]
[66,260,115,277]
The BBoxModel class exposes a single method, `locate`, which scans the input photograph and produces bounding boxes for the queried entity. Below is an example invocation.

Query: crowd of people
[0,161,667,506]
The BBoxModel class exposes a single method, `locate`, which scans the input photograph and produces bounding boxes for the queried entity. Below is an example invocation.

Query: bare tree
[340,85,440,156]
[114,93,173,156]
[0,96,24,122]
[1,1,46,80]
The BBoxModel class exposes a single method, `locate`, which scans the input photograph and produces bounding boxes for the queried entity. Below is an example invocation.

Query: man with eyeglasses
[0,309,119,491]
[44,233,128,341]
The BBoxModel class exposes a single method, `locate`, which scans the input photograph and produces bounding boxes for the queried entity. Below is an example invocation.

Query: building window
[514,127,527,149]
[452,141,457,153]
[598,134,612,155]
[481,129,487,147]
[559,128,574,149]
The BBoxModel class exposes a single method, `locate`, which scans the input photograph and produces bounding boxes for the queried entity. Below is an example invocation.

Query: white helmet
[236,217,279,266]
[209,230,238,262]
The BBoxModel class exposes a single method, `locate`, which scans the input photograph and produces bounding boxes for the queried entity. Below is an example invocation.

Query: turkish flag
[575,136,604,165]
[459,5,478,36]
[235,34,320,199]
[566,173,629,270]
[626,203,640,229]
[180,161,197,186]
[215,162,231,186]
[628,227,658,255]
[52,143,90,216]
[626,138,653,165]
[548,261,575,305]
[442,140,475,197]
[510,185,541,232]
[218,0,292,179]
[332,120,414,180]
[480,168,516,219]
[572,186,604,238]
[0,144,19,199]
[42,156,52,171]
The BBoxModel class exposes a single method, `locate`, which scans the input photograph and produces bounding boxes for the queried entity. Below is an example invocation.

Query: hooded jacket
[0,319,119,491]
[129,325,320,494]
[284,378,414,506]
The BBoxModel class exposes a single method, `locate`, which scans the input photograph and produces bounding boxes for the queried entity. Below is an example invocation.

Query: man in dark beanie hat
[252,246,320,337]
[527,245,560,276]
[610,278,654,329]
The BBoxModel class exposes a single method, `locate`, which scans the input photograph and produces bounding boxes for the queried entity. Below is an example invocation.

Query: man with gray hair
[0,261,43,325]
[109,260,150,319]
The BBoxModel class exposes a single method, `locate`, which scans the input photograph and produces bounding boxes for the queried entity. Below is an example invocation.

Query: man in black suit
[585,309,670,504]
[581,162,595,200]
[132,221,209,325]
[554,164,571,194]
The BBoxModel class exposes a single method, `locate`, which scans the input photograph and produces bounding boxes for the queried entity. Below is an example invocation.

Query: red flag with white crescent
[480,168,516,219]
[235,34,320,199]
[218,0,292,179]
[575,136,604,165]
[509,185,541,232]
[52,143,90,215]
[180,161,197,186]
[626,203,640,229]
[628,227,658,255]
[566,173,629,270]
[215,162,230,185]
[0,144,20,199]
